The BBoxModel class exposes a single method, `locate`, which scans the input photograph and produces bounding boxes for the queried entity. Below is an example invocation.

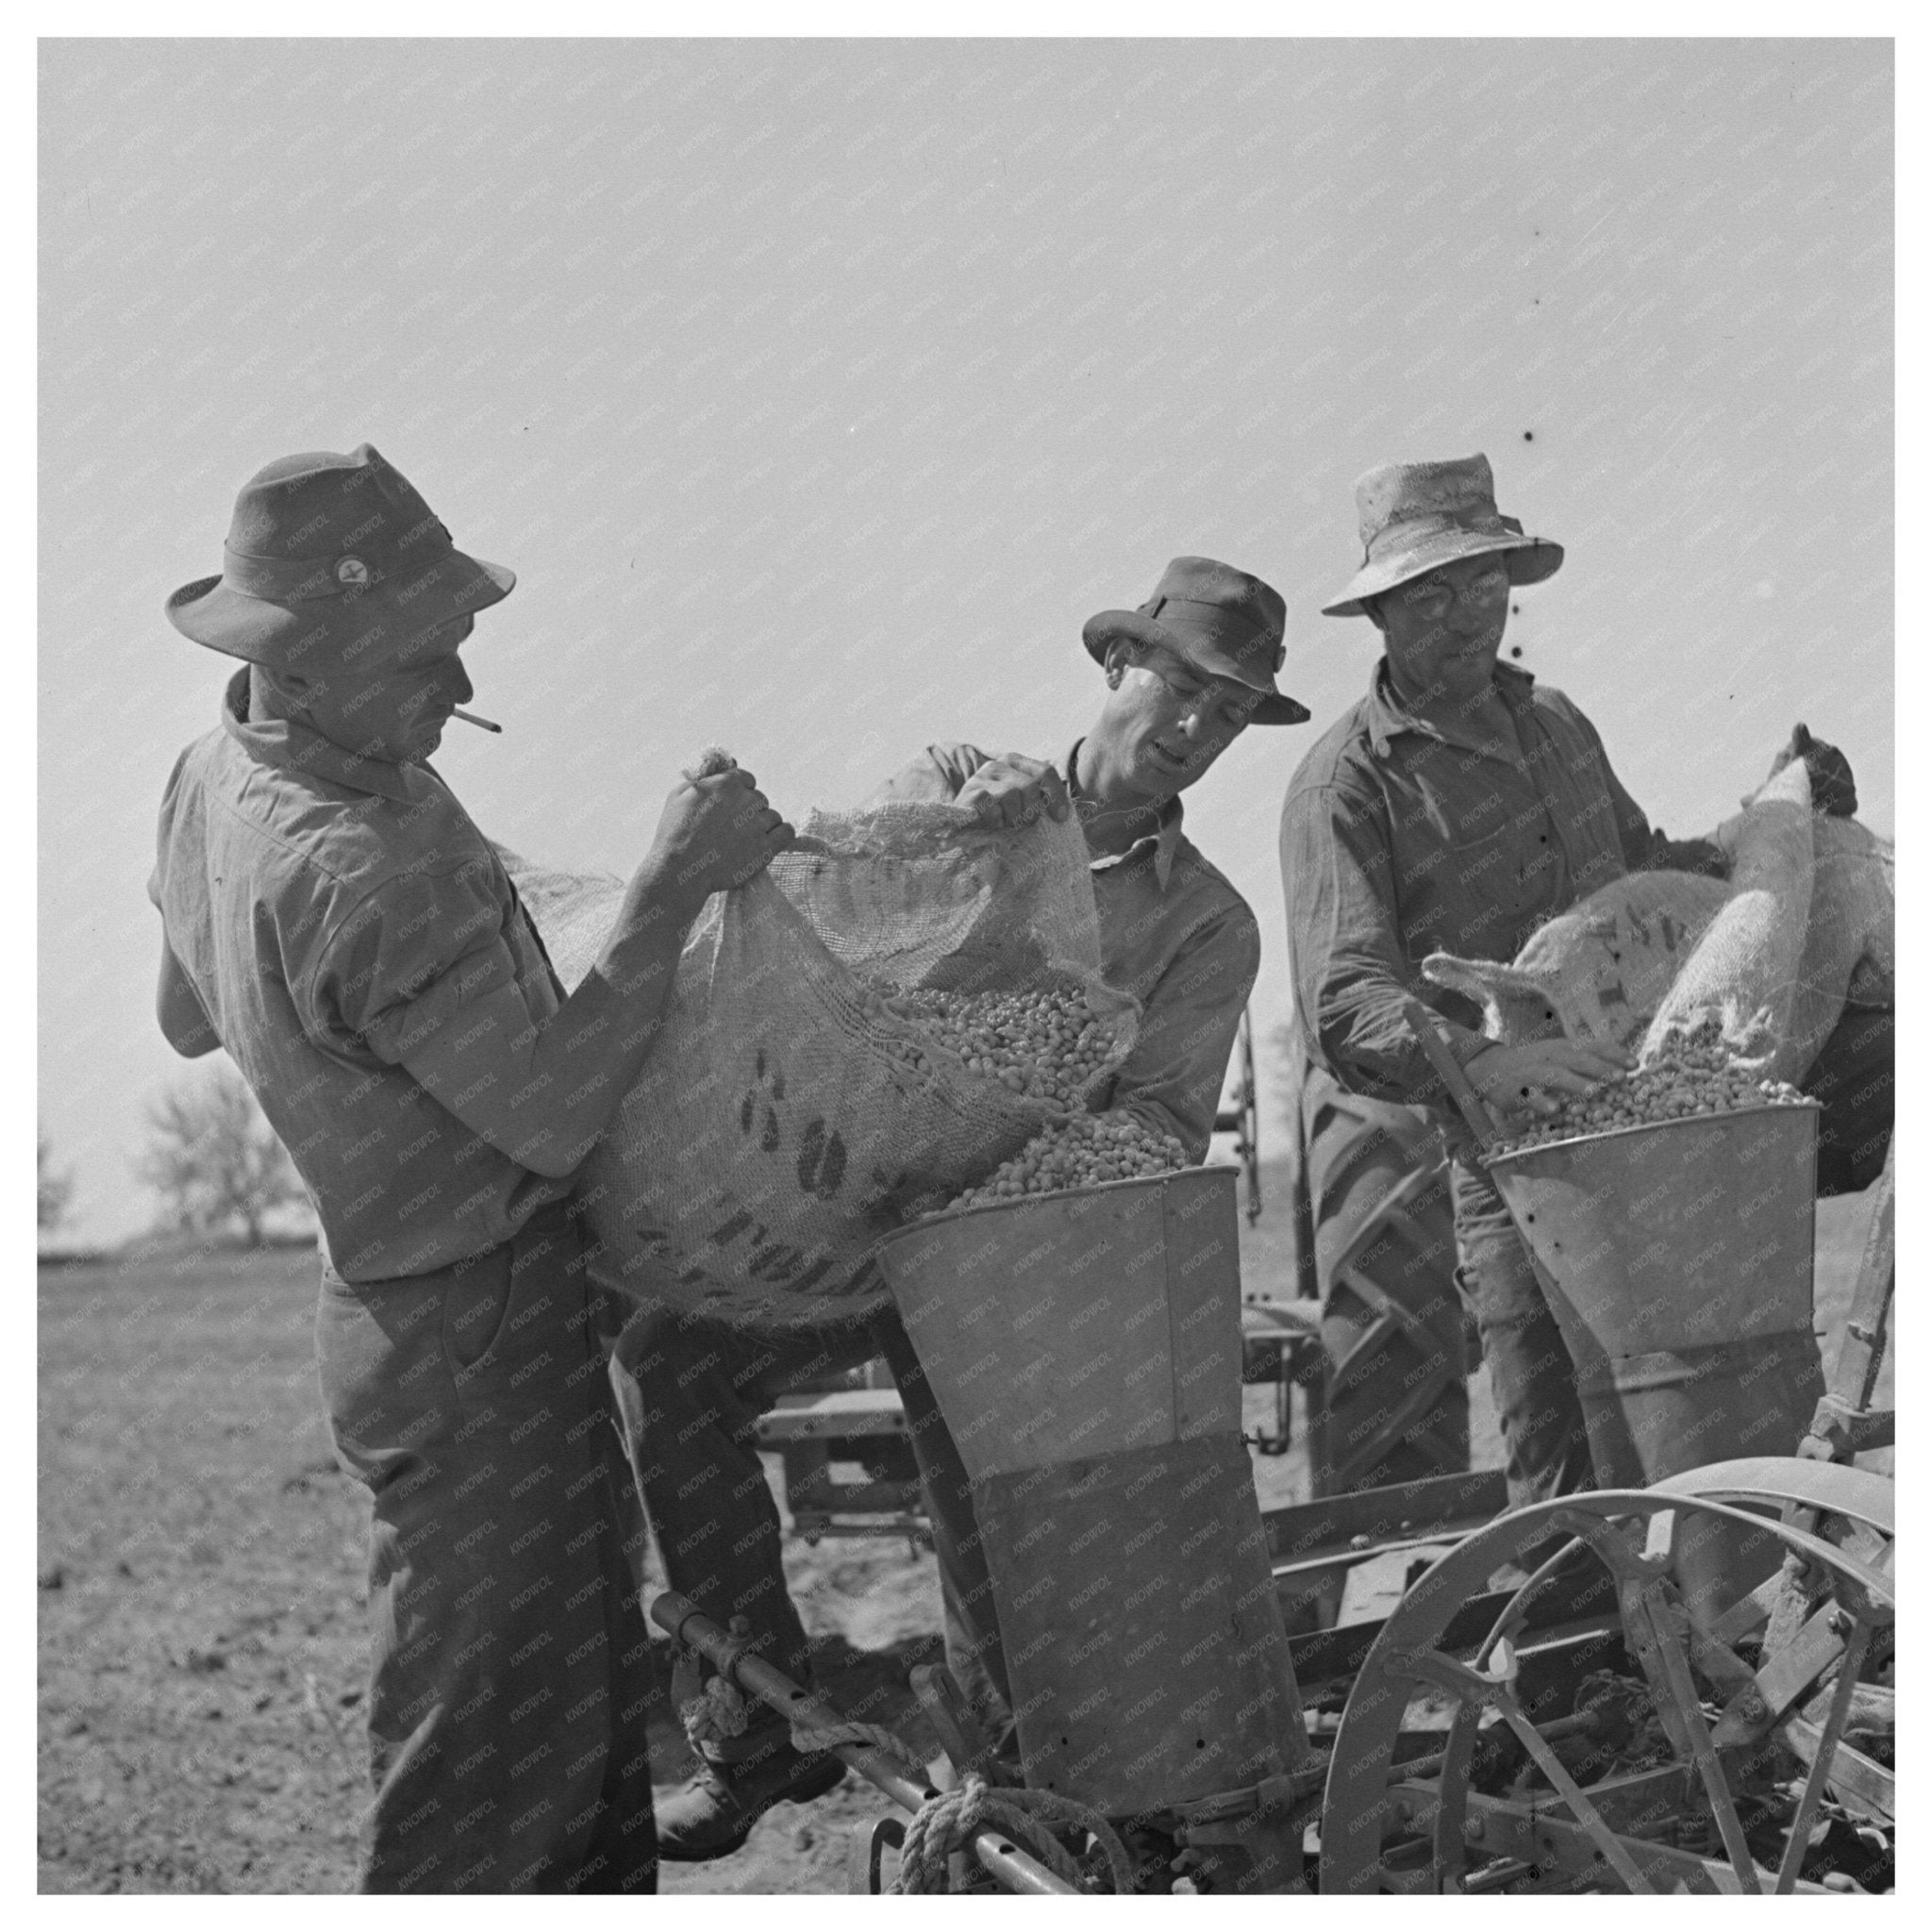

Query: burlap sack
[765,800,1109,991]
[1424,871,1726,1051]
[1641,760,1814,1078]
[501,805,1138,1327]
[1802,812,1894,1010]
[1423,766,1891,1086]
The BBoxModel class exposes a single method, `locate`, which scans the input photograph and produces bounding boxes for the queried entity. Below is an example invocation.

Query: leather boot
[655,1726,848,1862]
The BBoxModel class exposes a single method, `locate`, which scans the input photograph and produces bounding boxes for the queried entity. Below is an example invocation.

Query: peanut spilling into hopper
[1491,1014,1807,1156]
[951,1110,1190,1206]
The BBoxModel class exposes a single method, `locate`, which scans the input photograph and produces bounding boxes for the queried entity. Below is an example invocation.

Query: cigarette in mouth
[452,708,503,734]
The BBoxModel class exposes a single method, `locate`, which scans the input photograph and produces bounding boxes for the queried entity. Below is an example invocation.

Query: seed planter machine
[655,1020,1895,1893]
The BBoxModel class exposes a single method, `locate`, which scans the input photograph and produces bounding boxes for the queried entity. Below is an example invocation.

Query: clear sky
[39,37,1892,1247]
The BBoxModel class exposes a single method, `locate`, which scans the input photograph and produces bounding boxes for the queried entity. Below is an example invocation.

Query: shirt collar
[1064,739,1184,892]
[219,667,433,806]
[1365,657,1538,758]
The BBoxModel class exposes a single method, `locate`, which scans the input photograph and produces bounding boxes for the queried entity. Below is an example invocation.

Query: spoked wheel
[1319,1461,1894,1894]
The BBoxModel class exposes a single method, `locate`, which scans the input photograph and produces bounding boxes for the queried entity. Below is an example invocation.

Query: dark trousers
[1806,1006,1892,1197]
[316,1208,657,1893]
[1451,1004,1895,1507]
[608,1300,1012,1741]
[1449,1155,1597,1512]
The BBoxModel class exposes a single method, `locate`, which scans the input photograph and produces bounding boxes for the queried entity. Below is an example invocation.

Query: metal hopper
[877,1170,1312,1870]
[1485,1104,1824,1491]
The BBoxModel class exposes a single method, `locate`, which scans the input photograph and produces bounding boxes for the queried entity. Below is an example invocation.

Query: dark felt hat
[1322,454,1562,618]
[166,443,515,665]
[1082,556,1309,725]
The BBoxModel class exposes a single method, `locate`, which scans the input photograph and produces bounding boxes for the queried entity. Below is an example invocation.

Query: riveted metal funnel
[1488,1105,1825,1613]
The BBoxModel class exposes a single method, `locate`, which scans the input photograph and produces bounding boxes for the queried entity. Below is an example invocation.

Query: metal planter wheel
[1319,1459,1893,1895]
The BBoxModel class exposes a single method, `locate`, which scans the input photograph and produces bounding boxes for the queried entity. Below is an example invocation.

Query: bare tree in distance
[140,1065,309,1247]
[38,1127,74,1232]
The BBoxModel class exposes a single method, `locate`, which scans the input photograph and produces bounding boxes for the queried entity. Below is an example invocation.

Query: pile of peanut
[1490,1015,1808,1156]
[867,982,1117,1109]
[946,1109,1191,1209]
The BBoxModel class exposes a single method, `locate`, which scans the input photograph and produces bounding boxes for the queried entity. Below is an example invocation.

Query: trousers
[1448,1156,1598,1512]
[1452,1003,1895,1507]
[315,1206,658,1893]
[608,1299,1013,1741]
[1805,1006,1892,1197]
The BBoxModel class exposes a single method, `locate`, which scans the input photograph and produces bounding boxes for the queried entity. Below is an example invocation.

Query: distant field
[39,1178,1883,1892]
[39,1245,368,1891]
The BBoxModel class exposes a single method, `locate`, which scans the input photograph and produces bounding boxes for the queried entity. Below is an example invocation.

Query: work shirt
[1280,660,1721,1108]
[150,671,572,1283]
[868,741,1260,1161]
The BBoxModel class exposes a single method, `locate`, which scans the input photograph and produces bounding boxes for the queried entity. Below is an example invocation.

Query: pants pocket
[316,1269,450,1473]
[442,1245,516,1375]
[446,1223,596,1423]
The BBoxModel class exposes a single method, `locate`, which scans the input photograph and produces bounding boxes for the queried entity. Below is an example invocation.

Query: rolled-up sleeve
[303,864,576,1178]
[1280,776,1487,1106]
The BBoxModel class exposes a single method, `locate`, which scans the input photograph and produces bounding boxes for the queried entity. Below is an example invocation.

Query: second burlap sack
[1423,766,1891,1084]
[1641,759,1814,1079]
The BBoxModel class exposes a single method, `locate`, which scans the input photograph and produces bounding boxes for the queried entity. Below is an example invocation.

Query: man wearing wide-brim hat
[1278,454,1884,1517]
[616,556,1310,1861]
[150,443,793,1891]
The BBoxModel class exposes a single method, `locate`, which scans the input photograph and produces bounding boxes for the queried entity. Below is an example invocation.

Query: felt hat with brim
[1082,555,1309,724]
[166,443,515,667]
[1321,453,1562,619]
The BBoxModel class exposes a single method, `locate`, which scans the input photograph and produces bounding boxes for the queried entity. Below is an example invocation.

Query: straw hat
[1322,454,1562,619]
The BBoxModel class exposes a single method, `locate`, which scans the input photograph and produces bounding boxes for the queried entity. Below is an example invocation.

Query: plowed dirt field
[39,1183,1881,1892]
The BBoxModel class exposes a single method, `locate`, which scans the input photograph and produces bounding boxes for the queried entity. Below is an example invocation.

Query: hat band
[220,536,459,604]
[1142,594,1287,675]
